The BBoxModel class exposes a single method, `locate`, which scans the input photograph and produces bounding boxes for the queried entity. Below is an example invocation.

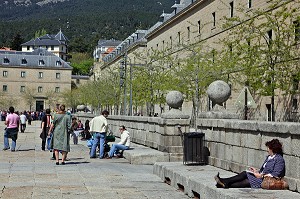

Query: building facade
[93,0,300,121]
[0,48,72,111]
[21,30,69,61]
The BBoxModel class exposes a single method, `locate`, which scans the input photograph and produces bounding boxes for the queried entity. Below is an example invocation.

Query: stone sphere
[207,80,231,104]
[77,105,86,111]
[166,91,184,109]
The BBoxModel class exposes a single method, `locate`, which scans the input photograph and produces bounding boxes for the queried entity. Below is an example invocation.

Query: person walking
[89,110,109,159]
[48,105,71,165]
[19,111,27,133]
[107,125,130,159]
[40,109,52,151]
[3,106,20,151]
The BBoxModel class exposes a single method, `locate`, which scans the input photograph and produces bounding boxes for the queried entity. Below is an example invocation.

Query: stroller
[87,132,116,158]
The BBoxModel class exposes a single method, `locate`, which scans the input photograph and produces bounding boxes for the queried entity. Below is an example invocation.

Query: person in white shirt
[107,125,130,159]
[89,110,109,159]
[19,111,27,133]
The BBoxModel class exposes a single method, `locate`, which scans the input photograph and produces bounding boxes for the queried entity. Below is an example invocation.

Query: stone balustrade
[196,118,300,192]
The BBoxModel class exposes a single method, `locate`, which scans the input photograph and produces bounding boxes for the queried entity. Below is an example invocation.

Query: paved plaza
[0,121,189,199]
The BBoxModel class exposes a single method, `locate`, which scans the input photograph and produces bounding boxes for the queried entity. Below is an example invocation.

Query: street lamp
[119,59,126,115]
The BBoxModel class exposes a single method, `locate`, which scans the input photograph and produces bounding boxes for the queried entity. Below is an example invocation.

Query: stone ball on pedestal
[207,80,231,105]
[166,91,184,109]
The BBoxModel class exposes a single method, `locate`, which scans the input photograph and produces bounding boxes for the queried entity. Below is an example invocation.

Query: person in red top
[3,106,20,152]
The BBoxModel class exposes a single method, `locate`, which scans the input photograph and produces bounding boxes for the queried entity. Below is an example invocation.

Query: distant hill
[0,0,174,53]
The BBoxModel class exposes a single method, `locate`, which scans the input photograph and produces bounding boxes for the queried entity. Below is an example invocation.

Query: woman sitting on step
[215,139,285,188]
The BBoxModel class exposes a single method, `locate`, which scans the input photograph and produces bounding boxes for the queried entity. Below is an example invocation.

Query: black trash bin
[183,132,206,165]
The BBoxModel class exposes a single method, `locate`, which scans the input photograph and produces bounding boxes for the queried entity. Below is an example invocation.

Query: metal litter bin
[183,132,206,165]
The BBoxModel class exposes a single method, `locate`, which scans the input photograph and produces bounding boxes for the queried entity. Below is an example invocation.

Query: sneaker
[11,149,15,152]
[3,147,10,151]
[50,157,55,160]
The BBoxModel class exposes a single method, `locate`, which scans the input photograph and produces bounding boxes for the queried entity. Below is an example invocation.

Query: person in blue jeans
[107,125,131,159]
[3,106,20,152]
[89,110,109,159]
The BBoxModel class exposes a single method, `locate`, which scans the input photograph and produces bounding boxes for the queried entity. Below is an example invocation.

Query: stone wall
[76,113,190,162]
[196,118,300,192]
[76,113,300,192]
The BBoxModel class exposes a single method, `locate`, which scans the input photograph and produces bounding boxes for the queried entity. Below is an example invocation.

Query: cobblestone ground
[0,122,189,199]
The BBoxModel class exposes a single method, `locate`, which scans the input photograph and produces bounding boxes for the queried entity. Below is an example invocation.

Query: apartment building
[93,0,300,121]
[21,30,69,61]
[0,48,72,111]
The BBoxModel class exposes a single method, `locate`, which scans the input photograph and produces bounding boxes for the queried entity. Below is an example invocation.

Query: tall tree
[10,33,24,51]
[219,0,300,121]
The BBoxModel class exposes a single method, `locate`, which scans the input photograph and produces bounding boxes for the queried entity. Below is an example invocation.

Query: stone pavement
[0,121,189,199]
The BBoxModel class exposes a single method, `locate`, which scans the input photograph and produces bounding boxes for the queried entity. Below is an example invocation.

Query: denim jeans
[109,144,129,157]
[4,128,18,151]
[90,132,106,158]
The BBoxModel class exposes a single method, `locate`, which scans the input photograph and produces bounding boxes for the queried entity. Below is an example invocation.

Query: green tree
[34,29,47,39]
[219,0,300,121]
[69,52,94,75]
[22,88,35,111]
[10,33,24,51]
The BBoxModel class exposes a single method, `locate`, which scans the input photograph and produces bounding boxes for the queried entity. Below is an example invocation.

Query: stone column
[160,91,190,161]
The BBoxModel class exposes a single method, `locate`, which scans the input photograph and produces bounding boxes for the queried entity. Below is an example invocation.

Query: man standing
[89,110,109,159]
[19,111,27,133]
[3,106,20,151]
[107,125,130,159]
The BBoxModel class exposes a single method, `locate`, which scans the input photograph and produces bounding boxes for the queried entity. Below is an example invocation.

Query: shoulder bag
[261,176,289,190]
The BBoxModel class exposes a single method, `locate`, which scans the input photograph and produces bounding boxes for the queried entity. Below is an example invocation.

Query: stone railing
[76,112,300,192]
[196,118,300,192]
[76,113,190,162]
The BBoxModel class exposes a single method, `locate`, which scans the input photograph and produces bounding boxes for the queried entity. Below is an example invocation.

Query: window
[56,73,61,79]
[198,20,201,34]
[292,99,298,110]
[187,26,190,40]
[21,58,27,65]
[3,58,9,64]
[38,86,43,93]
[51,46,54,50]
[267,30,272,45]
[27,46,30,51]
[293,75,299,91]
[38,72,43,79]
[20,86,25,92]
[229,2,234,18]
[212,12,216,27]
[170,36,173,48]
[55,87,60,93]
[56,61,62,66]
[162,40,165,50]
[39,60,45,66]
[294,20,300,41]
[248,0,252,8]
[3,85,7,92]
[3,71,8,77]
[21,71,26,78]
[177,31,181,44]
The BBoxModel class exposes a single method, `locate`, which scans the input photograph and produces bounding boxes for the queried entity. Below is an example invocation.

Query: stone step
[153,162,300,199]
[123,143,170,165]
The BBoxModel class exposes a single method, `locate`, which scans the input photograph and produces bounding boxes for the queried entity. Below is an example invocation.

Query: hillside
[0,0,174,53]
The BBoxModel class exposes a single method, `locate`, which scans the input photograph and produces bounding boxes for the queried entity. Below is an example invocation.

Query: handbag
[106,132,115,142]
[261,176,289,190]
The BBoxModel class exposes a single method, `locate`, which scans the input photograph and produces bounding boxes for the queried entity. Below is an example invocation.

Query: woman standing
[40,109,52,151]
[215,139,285,188]
[49,105,71,165]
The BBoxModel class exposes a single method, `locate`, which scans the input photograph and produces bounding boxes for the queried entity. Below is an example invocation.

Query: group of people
[89,110,131,159]
[3,106,286,190]
[2,106,131,161]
